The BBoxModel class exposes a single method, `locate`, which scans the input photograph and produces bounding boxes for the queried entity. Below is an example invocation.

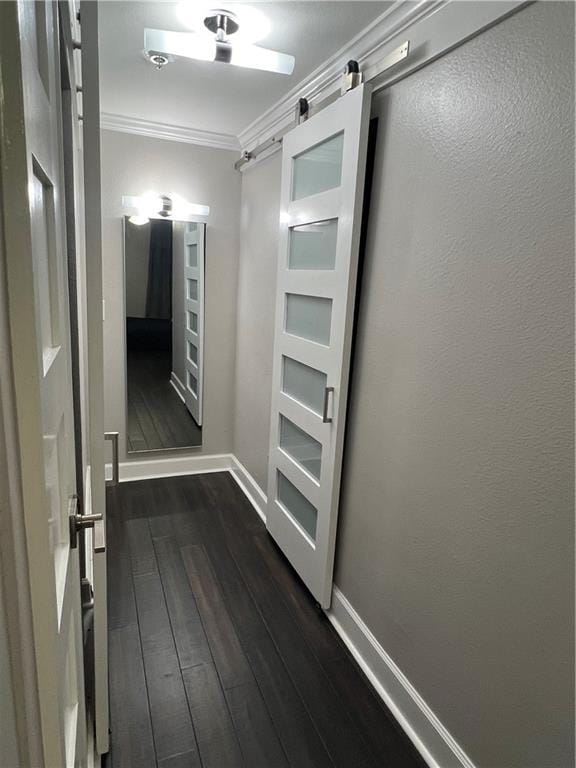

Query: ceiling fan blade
[144,28,295,76]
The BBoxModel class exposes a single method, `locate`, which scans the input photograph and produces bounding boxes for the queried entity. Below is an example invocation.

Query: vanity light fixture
[123,193,210,225]
[144,7,295,76]
[128,215,150,226]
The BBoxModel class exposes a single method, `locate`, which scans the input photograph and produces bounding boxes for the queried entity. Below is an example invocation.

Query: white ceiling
[98,1,390,139]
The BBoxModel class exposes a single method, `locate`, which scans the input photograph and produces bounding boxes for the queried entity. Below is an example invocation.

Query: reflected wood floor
[127,348,202,452]
[105,472,426,768]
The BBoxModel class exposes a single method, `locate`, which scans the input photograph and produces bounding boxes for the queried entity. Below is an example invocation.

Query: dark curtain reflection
[145,219,173,319]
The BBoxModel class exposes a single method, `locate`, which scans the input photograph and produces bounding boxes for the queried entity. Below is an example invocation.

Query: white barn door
[266,84,372,608]
[183,222,205,426]
[0,2,88,764]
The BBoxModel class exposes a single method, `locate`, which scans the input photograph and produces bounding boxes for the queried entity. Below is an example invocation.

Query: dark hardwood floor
[105,472,426,768]
[127,348,202,452]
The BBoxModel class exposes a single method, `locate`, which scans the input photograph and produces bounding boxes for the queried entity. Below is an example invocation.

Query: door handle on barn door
[93,515,106,554]
[105,431,119,486]
[322,386,334,424]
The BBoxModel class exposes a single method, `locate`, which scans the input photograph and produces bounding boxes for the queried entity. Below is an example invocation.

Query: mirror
[124,216,205,452]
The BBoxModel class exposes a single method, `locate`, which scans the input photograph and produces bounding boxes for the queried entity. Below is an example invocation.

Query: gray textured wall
[101,131,241,460]
[233,4,575,766]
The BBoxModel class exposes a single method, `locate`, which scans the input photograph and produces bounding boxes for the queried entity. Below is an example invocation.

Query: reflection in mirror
[124,216,205,452]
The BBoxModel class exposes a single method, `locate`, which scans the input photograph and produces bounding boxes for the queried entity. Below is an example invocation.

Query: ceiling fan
[144,8,295,76]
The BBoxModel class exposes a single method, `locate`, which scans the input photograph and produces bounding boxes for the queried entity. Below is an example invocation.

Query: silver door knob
[69,494,103,548]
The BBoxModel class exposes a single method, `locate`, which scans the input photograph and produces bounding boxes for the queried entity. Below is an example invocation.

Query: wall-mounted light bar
[122,193,210,225]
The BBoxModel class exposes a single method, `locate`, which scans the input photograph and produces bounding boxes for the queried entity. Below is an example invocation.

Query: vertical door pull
[104,431,119,486]
[322,386,334,424]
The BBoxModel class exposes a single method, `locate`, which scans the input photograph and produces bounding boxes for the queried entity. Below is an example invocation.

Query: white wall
[233,150,282,489]
[232,4,575,767]
[100,131,241,460]
[124,219,150,318]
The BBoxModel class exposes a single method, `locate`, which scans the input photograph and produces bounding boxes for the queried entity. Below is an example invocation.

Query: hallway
[126,347,202,452]
[126,318,202,452]
[106,472,425,767]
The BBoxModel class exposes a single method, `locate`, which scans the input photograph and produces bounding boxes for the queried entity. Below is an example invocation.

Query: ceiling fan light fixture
[147,52,170,69]
[146,30,216,64]
[228,42,294,75]
[144,27,294,76]
[176,3,271,44]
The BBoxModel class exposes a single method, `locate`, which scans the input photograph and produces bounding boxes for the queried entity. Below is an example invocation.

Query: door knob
[69,495,103,548]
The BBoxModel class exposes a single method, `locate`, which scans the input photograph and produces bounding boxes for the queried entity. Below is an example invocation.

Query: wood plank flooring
[105,472,426,768]
[127,348,202,452]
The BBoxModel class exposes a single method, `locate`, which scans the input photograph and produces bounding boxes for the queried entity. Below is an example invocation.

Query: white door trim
[80,1,109,755]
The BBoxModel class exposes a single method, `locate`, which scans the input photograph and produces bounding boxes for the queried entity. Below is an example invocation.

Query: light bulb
[128,215,149,226]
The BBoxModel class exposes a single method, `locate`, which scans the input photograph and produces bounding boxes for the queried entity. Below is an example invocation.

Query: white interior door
[184,222,205,425]
[266,84,372,608]
[0,1,87,764]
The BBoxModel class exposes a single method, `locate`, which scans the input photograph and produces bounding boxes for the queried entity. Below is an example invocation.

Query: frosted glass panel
[187,371,198,395]
[277,471,317,541]
[282,357,326,415]
[292,132,344,201]
[188,341,198,365]
[289,220,338,270]
[187,244,198,268]
[187,279,198,301]
[285,293,331,346]
[187,311,198,333]
[280,415,321,480]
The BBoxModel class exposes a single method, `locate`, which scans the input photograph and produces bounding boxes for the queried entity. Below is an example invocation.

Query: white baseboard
[170,372,186,404]
[327,588,475,768]
[227,457,475,768]
[229,456,267,524]
[105,452,234,483]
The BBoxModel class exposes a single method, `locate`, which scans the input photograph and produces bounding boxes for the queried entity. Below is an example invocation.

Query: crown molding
[101,0,526,160]
[237,0,527,157]
[100,112,240,152]
[237,0,445,152]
